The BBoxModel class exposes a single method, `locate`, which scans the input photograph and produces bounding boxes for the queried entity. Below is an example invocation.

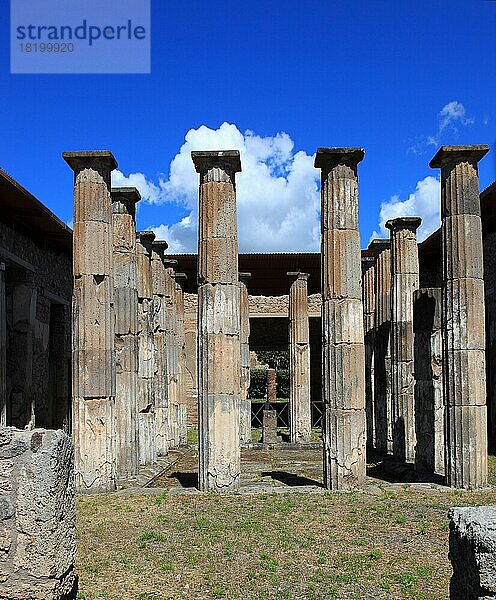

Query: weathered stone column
[430,144,490,489]
[151,241,169,457]
[0,263,6,425]
[63,150,117,492]
[315,147,366,490]
[267,368,277,401]
[163,259,180,449]
[111,187,140,480]
[385,217,421,463]
[362,256,376,450]
[414,287,444,475]
[174,273,188,446]
[287,271,311,443]
[368,239,392,454]
[239,272,252,445]
[192,150,242,492]
[136,231,156,466]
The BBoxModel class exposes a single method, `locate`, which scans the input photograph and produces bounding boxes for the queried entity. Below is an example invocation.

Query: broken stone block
[449,506,496,599]
[0,427,76,600]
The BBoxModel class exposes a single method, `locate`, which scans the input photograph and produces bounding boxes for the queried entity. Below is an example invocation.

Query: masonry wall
[0,220,72,431]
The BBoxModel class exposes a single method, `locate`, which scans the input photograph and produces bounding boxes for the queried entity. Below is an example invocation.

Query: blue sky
[2,0,495,251]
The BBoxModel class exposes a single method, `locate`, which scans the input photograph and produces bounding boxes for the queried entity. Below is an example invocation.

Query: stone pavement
[139,443,452,496]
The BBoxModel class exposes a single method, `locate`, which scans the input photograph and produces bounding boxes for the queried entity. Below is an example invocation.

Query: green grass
[76,480,496,599]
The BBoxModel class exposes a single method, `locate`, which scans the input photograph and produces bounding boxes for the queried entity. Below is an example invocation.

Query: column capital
[314,147,365,169]
[151,240,169,254]
[111,187,141,216]
[191,150,242,175]
[174,272,187,287]
[162,258,178,269]
[367,238,390,256]
[63,150,118,172]
[361,255,375,271]
[385,216,422,233]
[287,271,310,282]
[429,145,489,169]
[136,230,155,254]
[239,272,251,284]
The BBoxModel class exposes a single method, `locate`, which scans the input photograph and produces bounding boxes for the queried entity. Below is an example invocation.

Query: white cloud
[408,101,474,154]
[370,175,440,243]
[115,122,321,253]
[111,170,161,204]
[439,100,474,133]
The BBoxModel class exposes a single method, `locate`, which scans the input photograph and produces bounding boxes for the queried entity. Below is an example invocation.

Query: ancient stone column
[362,256,375,450]
[151,240,169,457]
[266,368,277,401]
[414,287,444,475]
[111,187,140,480]
[0,264,6,426]
[174,273,188,446]
[163,259,179,449]
[63,150,117,492]
[136,231,156,466]
[315,147,366,490]
[430,145,490,489]
[239,272,252,445]
[368,239,392,454]
[192,150,242,492]
[385,217,421,463]
[287,271,311,443]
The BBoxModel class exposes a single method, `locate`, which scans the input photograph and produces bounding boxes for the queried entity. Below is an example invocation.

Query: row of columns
[67,143,489,493]
[64,151,188,492]
[362,145,490,490]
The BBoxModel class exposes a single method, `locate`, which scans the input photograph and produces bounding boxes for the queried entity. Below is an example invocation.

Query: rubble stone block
[449,506,496,599]
[0,427,76,600]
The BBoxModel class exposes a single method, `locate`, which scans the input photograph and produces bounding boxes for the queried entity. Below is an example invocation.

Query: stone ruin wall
[0,219,72,432]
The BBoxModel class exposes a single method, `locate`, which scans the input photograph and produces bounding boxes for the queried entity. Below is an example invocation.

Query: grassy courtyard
[75,455,496,599]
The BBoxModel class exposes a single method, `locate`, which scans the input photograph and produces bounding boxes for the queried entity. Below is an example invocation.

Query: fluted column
[386,217,421,463]
[239,272,252,445]
[288,271,311,443]
[315,147,366,490]
[430,144,490,489]
[192,150,242,492]
[151,241,169,456]
[163,259,179,449]
[63,150,117,492]
[413,287,444,475]
[362,256,375,450]
[368,239,392,454]
[136,231,156,466]
[111,187,140,479]
[174,273,188,446]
